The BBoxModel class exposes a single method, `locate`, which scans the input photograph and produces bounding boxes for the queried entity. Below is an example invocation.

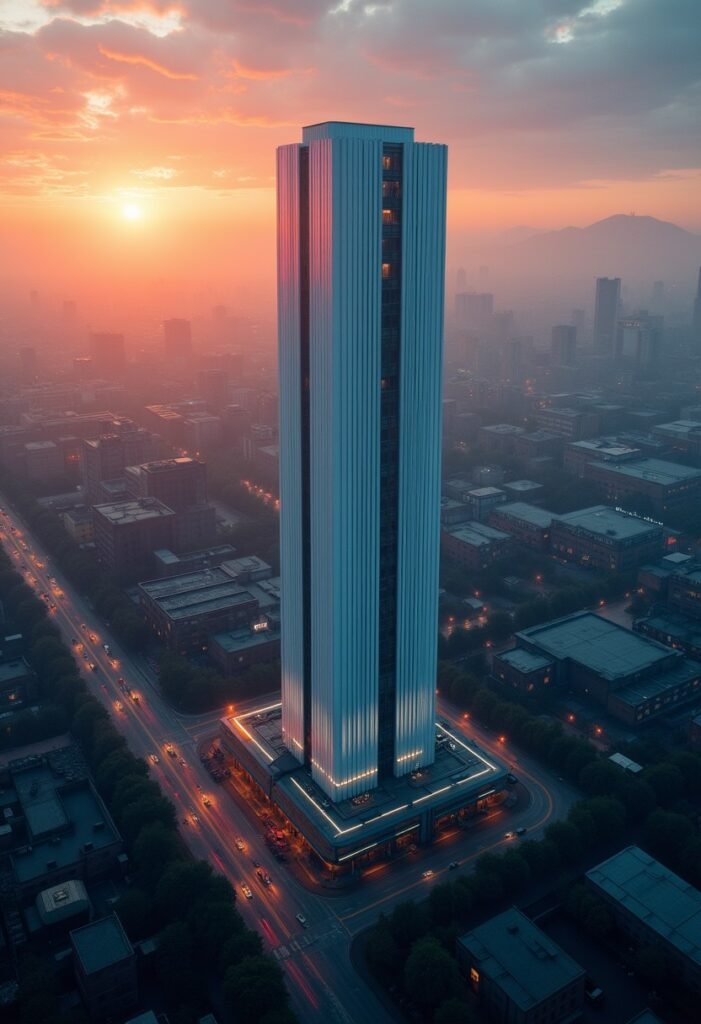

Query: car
[235,837,245,851]
[129,691,140,703]
[422,869,435,879]
[179,758,188,768]
[504,831,516,839]
[149,753,160,765]
[296,912,308,927]
[165,743,177,757]
[506,773,518,785]
[448,861,459,870]
[89,633,97,643]
[89,662,97,671]
[80,623,86,631]
[103,643,111,654]
[242,884,253,900]
[114,700,124,712]
[190,812,200,826]
[202,795,212,807]
[117,678,126,691]
[515,827,527,836]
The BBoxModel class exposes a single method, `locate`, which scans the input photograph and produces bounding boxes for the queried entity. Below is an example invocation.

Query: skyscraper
[593,277,621,354]
[163,318,192,366]
[277,121,447,803]
[89,332,126,377]
[551,324,577,367]
[693,267,701,343]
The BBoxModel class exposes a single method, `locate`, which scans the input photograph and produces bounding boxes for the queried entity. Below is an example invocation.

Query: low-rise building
[209,618,281,675]
[442,521,512,571]
[457,907,586,1024]
[586,846,701,994]
[464,486,507,522]
[138,567,278,654]
[668,567,701,620]
[62,505,95,545]
[24,440,63,481]
[535,406,599,440]
[479,423,525,455]
[550,505,663,572]
[488,502,555,551]
[5,753,122,898]
[71,914,137,1020]
[92,497,176,582]
[502,479,544,503]
[579,457,701,518]
[508,611,701,726]
[563,437,641,477]
[0,657,37,710]
[491,647,555,695]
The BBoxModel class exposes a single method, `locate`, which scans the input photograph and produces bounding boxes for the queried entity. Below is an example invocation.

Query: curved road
[0,499,577,1023]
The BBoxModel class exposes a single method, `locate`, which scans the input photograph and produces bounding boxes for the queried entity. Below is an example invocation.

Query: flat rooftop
[93,497,175,525]
[447,522,511,548]
[568,438,639,457]
[556,505,661,542]
[302,121,414,143]
[139,568,256,621]
[590,457,701,486]
[586,846,701,969]
[467,487,504,498]
[503,479,542,491]
[458,908,585,1011]
[481,423,525,436]
[221,704,508,855]
[492,502,554,529]
[496,648,554,674]
[517,612,674,681]
[71,914,133,974]
[613,658,701,708]
[637,611,701,650]
[11,765,119,884]
[212,622,280,654]
[0,658,32,684]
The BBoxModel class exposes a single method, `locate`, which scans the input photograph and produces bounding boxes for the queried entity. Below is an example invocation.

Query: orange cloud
[98,45,198,80]
[229,59,314,81]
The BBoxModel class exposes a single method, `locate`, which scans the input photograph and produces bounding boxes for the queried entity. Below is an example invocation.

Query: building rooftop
[467,487,504,498]
[613,658,701,709]
[590,457,701,486]
[139,568,256,621]
[36,879,90,925]
[212,621,281,654]
[637,611,701,650]
[493,502,554,529]
[447,522,511,548]
[503,479,542,492]
[220,555,272,580]
[221,704,508,854]
[0,658,32,684]
[71,914,133,975]
[567,438,639,458]
[557,505,661,542]
[302,121,414,143]
[517,612,673,681]
[25,440,57,451]
[93,497,175,525]
[496,648,554,674]
[653,420,701,437]
[481,423,525,436]
[586,846,701,970]
[10,764,120,884]
[458,908,585,1011]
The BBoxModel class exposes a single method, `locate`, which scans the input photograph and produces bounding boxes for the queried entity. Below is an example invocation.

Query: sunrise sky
[2,0,700,315]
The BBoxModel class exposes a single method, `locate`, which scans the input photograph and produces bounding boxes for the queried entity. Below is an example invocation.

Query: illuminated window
[382,263,391,279]
[470,967,480,988]
[382,154,392,170]
[382,208,396,225]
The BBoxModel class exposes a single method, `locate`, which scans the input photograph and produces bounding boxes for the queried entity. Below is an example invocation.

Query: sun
[121,202,142,221]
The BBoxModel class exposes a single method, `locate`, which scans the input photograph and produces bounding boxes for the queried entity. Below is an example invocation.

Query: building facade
[277,121,447,801]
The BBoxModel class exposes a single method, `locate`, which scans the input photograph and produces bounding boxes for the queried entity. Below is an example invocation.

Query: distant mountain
[457,215,701,306]
[502,214,701,287]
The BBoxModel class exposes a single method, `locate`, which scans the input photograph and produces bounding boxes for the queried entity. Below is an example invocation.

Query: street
[0,499,576,1023]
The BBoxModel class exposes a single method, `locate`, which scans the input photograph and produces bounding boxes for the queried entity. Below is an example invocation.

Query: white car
[149,753,160,765]
[234,837,245,851]
[242,884,253,900]
[296,912,308,927]
[422,869,435,879]
[504,831,516,840]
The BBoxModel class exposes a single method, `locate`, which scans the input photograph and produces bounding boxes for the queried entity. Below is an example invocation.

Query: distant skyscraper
[456,266,467,292]
[593,277,621,354]
[89,332,126,377]
[277,121,447,802]
[551,325,577,367]
[19,346,37,384]
[615,311,663,373]
[455,292,494,334]
[692,267,701,343]
[163,318,192,366]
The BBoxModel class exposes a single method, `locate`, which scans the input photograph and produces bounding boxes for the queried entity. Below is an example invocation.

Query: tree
[220,927,264,972]
[114,888,154,940]
[365,916,402,982]
[643,809,694,863]
[403,936,458,1014]
[429,882,456,926]
[155,861,217,923]
[545,820,582,861]
[223,955,290,1024]
[133,822,183,887]
[120,794,177,843]
[156,922,202,1005]
[644,763,685,807]
[434,997,479,1024]
[388,900,430,949]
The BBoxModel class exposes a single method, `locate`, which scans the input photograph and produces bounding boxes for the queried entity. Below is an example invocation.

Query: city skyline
[2,1,701,311]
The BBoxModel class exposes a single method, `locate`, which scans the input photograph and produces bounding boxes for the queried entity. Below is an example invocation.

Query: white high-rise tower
[277,121,447,802]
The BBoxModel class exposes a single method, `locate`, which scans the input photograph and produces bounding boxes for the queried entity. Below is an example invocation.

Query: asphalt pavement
[0,499,576,1023]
